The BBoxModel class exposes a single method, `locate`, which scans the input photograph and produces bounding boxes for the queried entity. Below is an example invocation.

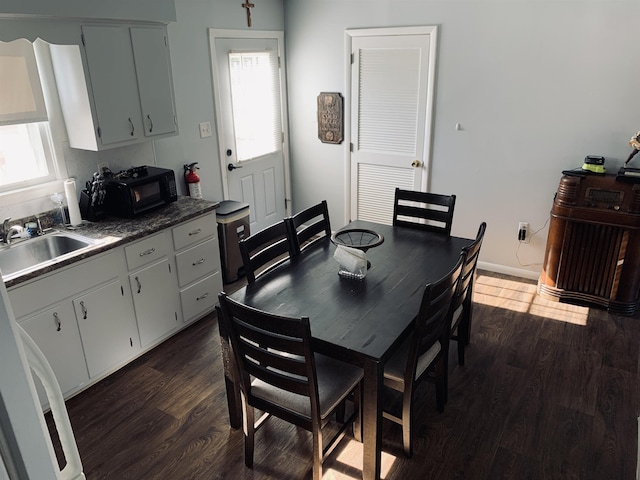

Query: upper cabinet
[50,23,178,151]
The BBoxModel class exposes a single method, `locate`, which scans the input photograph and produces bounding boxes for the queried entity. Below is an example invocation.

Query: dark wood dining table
[219,219,473,480]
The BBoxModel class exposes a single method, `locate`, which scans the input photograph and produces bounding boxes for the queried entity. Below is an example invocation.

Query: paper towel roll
[64,179,82,226]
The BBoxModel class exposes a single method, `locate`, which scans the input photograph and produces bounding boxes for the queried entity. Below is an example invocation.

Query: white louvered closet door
[350,30,437,224]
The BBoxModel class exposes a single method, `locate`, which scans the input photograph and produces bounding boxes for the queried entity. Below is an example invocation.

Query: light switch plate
[199,121,212,138]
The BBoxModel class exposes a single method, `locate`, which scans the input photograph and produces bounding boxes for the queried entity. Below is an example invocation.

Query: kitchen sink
[0,231,102,280]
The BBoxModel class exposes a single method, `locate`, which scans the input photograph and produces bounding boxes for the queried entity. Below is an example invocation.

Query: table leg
[362,359,382,480]
[216,305,242,429]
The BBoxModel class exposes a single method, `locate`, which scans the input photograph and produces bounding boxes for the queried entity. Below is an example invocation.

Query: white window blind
[228,51,281,162]
[358,48,420,155]
[0,39,48,126]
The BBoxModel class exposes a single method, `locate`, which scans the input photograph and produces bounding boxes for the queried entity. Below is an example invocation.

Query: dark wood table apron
[220,220,473,480]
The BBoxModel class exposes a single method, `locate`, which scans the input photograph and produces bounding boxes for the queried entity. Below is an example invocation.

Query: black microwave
[104,166,178,218]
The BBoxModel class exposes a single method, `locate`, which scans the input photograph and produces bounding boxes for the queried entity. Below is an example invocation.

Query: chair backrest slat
[393,188,456,235]
[286,200,331,255]
[451,222,486,317]
[239,220,293,283]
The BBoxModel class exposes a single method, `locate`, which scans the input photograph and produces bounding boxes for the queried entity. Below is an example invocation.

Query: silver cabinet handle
[147,114,153,133]
[135,276,141,294]
[80,301,87,320]
[139,248,156,257]
[192,258,205,266]
[196,292,209,301]
[128,117,135,136]
[53,312,61,331]
[188,229,202,236]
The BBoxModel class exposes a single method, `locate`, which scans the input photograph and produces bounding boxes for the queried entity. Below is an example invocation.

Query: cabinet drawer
[172,212,216,251]
[180,271,220,323]
[125,232,170,270]
[175,238,218,287]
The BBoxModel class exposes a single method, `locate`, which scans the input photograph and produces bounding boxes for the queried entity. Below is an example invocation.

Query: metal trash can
[216,200,250,284]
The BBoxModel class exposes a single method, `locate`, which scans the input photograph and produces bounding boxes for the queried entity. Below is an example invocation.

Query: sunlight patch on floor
[325,438,396,479]
[473,274,589,325]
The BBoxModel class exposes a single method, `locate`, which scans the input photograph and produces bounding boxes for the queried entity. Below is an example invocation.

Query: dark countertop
[4,196,219,289]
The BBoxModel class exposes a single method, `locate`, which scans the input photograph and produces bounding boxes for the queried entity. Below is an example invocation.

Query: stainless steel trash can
[216,200,250,284]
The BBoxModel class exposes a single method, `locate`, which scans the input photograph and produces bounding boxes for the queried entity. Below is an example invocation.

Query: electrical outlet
[199,121,212,138]
[97,162,109,174]
[518,222,530,244]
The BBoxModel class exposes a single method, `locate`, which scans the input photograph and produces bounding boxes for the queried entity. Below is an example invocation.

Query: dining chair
[450,221,487,366]
[382,253,464,457]
[217,292,363,480]
[239,220,293,284]
[392,188,456,235]
[285,200,331,255]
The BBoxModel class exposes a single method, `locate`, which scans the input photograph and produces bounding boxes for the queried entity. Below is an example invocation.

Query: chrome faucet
[1,217,25,245]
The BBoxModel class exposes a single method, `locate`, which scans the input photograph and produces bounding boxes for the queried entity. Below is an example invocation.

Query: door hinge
[174,115,177,126]
[130,337,133,347]
[81,33,86,46]
[164,36,168,47]
[350,143,354,153]
[351,53,354,64]
[121,285,124,296]
[281,131,284,144]
[175,312,178,322]
[97,126,102,138]
[168,263,172,274]
[278,56,281,69]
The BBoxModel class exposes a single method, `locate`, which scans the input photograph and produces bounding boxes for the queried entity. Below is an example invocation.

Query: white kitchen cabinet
[130,26,177,137]
[172,212,223,323]
[73,279,138,379]
[129,258,180,348]
[50,23,177,151]
[19,302,89,402]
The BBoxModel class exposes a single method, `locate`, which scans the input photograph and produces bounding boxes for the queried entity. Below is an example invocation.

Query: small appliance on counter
[103,165,178,219]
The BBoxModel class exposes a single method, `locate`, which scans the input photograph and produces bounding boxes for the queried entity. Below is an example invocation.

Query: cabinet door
[130,259,179,347]
[130,27,177,137]
[20,303,89,401]
[82,25,143,146]
[74,280,138,378]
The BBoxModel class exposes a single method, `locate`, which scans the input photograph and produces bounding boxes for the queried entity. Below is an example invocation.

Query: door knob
[227,163,243,171]
[411,160,422,168]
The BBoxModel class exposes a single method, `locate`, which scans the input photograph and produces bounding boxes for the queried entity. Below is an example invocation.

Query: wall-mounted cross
[242,1,255,27]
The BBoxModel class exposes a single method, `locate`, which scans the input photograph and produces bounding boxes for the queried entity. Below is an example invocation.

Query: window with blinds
[228,51,281,162]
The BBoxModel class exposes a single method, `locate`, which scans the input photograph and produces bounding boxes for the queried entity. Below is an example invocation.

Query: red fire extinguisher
[184,162,203,199]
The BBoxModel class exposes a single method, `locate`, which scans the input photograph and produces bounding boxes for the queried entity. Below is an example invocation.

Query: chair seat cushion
[251,354,363,421]
[384,336,441,384]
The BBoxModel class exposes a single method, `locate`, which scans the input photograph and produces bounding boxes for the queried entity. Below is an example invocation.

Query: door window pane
[228,51,281,162]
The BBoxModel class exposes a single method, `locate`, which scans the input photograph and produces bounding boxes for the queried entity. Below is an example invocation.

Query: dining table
[218,219,473,480]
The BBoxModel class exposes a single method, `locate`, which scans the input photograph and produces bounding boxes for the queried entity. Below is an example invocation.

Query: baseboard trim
[478,261,540,281]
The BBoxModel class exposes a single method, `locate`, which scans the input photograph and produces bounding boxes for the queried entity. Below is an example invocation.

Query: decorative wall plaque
[317,92,343,144]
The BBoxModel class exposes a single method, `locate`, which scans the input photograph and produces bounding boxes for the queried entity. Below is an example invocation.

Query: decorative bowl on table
[330,228,384,279]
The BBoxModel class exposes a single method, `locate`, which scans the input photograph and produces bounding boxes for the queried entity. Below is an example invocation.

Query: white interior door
[210,29,290,234]
[348,27,438,224]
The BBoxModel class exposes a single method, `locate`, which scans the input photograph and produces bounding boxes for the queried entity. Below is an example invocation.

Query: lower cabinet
[8,211,222,407]
[19,302,89,403]
[73,279,138,378]
[129,258,179,348]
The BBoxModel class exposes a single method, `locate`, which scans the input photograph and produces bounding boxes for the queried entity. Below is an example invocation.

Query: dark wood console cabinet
[538,173,640,315]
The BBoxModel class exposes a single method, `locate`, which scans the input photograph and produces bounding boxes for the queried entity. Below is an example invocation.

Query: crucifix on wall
[242,1,255,27]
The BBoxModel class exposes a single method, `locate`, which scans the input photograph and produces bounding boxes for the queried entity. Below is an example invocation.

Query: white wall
[153,0,285,200]
[284,0,640,278]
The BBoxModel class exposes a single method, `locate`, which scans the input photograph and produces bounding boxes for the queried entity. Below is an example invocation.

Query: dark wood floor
[46,271,640,479]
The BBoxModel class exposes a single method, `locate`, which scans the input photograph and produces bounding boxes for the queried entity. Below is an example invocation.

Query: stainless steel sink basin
[0,231,102,280]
